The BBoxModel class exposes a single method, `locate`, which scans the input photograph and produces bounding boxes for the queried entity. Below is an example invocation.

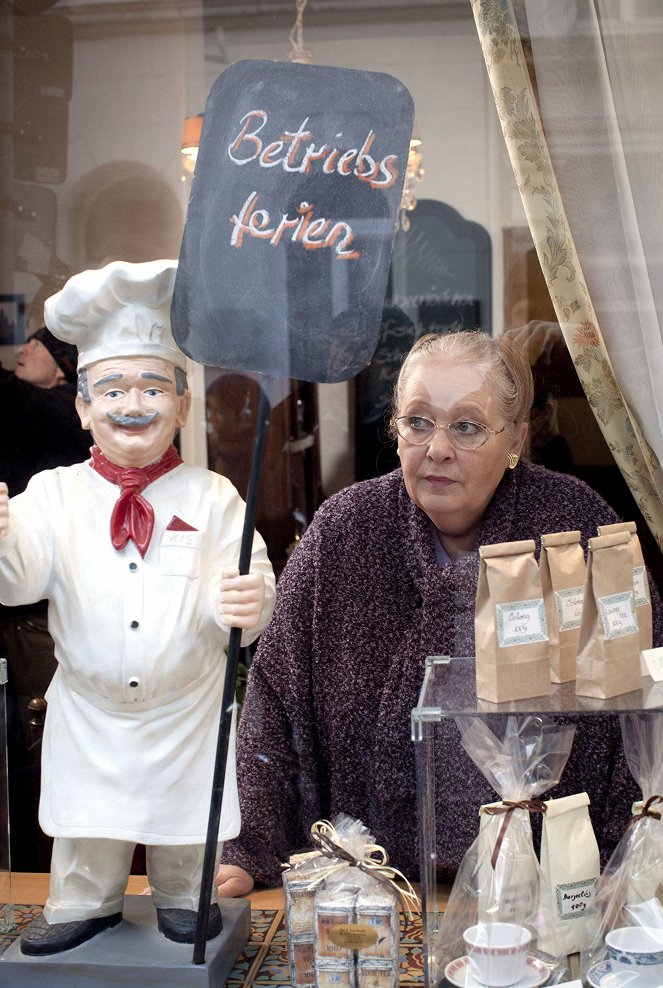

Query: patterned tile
[0,903,40,954]
[226,940,264,982]
[251,908,281,944]
[0,903,423,984]
[253,936,291,982]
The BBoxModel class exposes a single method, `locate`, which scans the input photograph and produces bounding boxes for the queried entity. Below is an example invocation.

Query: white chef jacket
[0,460,276,845]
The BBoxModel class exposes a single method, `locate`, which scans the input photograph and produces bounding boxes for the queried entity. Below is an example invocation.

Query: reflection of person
[0,325,92,870]
[206,372,262,495]
[0,260,276,955]
[0,325,91,496]
[506,320,575,473]
[217,330,662,897]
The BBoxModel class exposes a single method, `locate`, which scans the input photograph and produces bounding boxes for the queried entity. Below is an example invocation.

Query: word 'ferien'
[229,193,359,260]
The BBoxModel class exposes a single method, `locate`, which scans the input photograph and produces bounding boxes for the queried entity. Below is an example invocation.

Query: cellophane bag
[283,815,418,988]
[580,712,663,985]
[283,815,376,988]
[435,715,576,985]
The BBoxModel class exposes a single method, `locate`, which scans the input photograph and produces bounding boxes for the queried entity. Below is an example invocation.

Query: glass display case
[412,654,663,987]
[0,657,14,934]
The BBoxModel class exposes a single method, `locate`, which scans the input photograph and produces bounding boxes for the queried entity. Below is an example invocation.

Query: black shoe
[157,903,222,944]
[20,911,123,956]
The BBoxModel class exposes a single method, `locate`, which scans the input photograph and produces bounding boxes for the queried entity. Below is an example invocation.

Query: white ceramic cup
[605,926,663,979]
[463,922,532,987]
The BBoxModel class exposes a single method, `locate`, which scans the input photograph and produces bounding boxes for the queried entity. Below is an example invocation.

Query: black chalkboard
[388,199,492,335]
[172,59,414,383]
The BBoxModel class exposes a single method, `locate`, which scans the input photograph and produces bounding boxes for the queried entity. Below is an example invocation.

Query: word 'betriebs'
[475,539,551,703]
[576,531,641,699]
[227,112,400,261]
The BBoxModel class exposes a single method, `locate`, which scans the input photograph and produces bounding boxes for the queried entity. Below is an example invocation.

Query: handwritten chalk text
[229,192,360,259]
[228,110,399,190]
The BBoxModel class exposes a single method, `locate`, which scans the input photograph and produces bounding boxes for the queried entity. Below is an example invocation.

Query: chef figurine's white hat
[44,259,187,371]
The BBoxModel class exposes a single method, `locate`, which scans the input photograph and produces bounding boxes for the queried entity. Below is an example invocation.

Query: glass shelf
[412,655,663,733]
[411,655,662,986]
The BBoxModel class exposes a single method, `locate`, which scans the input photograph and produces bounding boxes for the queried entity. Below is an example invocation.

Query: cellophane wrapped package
[580,712,663,986]
[315,869,400,988]
[282,815,418,988]
[435,716,576,986]
[283,815,375,988]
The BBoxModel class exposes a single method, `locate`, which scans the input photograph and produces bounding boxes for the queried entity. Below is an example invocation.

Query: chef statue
[0,259,276,956]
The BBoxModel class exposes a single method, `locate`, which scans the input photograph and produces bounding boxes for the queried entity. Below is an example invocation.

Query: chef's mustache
[106,411,159,427]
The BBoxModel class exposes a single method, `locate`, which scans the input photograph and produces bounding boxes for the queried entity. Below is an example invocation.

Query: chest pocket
[159,529,202,578]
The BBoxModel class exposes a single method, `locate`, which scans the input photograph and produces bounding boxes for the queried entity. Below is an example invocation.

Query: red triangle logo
[166,515,198,532]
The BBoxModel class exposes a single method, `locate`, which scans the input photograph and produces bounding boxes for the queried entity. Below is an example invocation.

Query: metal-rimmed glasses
[393,415,507,450]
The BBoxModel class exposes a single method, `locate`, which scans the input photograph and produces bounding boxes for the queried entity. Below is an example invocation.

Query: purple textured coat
[222,463,661,885]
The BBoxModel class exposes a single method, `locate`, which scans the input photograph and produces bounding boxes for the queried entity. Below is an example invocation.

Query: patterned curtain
[470,0,663,550]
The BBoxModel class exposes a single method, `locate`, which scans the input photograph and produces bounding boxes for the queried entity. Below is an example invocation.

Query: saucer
[588,959,660,987]
[444,955,550,988]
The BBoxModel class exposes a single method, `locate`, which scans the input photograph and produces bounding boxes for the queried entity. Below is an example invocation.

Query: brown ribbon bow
[628,794,663,829]
[483,799,548,870]
[303,820,420,917]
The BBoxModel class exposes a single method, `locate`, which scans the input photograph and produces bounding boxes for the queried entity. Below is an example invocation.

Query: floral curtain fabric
[470,0,663,549]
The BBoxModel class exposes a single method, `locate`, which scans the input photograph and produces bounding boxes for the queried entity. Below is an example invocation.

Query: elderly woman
[217,330,662,896]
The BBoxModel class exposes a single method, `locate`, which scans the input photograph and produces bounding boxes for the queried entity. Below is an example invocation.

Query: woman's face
[396,356,528,545]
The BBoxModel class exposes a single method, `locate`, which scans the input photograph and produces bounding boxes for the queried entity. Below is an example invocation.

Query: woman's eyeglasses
[393,415,506,451]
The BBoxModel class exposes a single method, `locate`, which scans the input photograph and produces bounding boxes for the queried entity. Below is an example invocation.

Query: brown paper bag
[576,532,641,698]
[475,539,550,702]
[540,531,586,684]
[597,521,652,653]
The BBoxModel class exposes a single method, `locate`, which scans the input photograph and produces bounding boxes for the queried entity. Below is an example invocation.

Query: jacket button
[128,677,140,688]
[130,620,139,629]
[129,562,138,571]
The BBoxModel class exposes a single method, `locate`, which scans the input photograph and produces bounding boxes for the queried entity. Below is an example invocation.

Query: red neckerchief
[89,444,182,557]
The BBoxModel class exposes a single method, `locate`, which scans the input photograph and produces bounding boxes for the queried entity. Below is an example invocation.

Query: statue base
[0,894,251,987]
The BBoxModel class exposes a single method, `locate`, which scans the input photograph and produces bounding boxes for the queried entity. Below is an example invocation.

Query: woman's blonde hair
[391,330,534,425]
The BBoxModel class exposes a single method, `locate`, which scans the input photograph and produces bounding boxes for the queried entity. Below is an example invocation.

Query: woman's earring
[507,451,519,470]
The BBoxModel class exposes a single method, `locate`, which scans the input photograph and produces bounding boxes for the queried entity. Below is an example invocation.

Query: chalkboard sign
[172,59,414,383]
[388,199,492,335]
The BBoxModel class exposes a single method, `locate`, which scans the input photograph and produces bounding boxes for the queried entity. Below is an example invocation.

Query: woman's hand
[218,568,266,630]
[215,864,255,898]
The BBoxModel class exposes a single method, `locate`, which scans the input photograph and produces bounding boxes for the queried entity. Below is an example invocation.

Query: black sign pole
[171,57,414,968]
[193,383,271,965]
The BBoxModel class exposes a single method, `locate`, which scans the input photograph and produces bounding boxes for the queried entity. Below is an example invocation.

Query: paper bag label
[634,565,650,606]
[328,924,378,950]
[597,591,638,639]
[496,598,549,647]
[642,647,663,681]
[555,586,584,631]
[556,878,597,920]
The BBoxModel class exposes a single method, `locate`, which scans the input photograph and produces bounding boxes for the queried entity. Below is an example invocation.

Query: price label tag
[641,647,663,681]
[496,598,549,647]
[597,591,638,639]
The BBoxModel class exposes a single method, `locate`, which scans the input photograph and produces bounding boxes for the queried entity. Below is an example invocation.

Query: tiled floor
[0,905,425,985]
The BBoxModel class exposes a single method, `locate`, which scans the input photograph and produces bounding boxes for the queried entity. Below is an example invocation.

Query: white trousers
[43,837,222,923]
